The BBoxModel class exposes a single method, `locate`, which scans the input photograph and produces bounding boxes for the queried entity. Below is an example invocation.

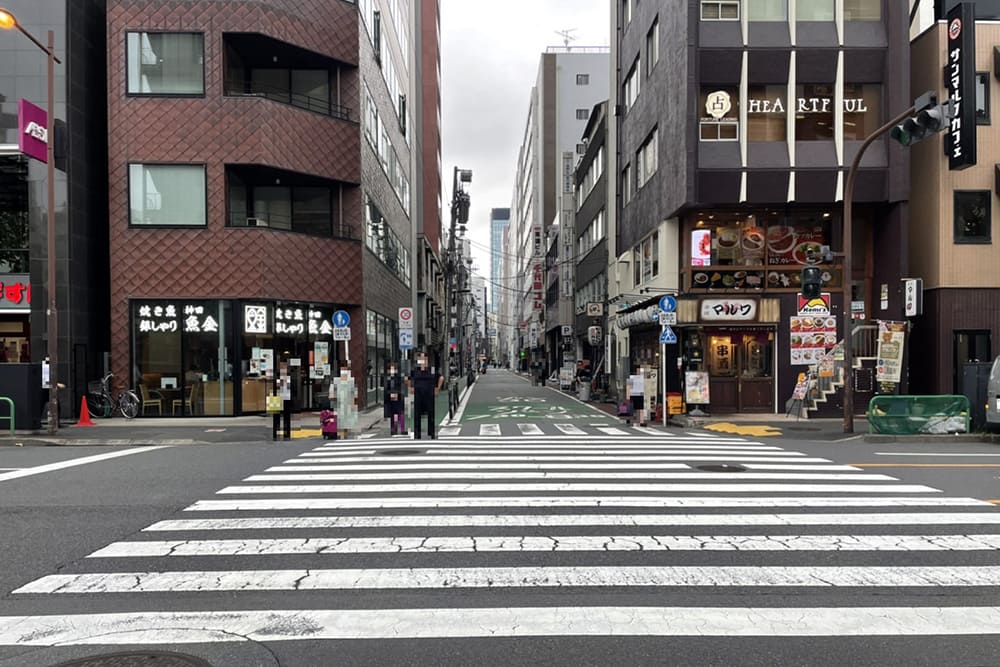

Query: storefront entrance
[705,329,775,413]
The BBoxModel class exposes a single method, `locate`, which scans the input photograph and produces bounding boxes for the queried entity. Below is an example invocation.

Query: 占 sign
[946,2,976,171]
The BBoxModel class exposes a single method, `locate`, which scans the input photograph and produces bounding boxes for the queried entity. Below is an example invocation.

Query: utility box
[0,363,42,430]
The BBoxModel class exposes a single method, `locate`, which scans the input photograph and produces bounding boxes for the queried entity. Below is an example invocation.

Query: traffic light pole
[841,103,915,433]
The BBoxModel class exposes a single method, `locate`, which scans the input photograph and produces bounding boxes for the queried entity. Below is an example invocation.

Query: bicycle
[87,373,140,419]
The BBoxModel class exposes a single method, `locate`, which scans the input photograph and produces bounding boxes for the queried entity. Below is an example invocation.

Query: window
[576,143,587,155]
[622,0,632,25]
[842,83,881,140]
[700,88,739,141]
[373,10,382,65]
[636,128,658,188]
[954,191,992,244]
[621,163,633,205]
[976,72,990,125]
[576,73,590,85]
[646,18,659,75]
[635,232,659,285]
[796,0,834,20]
[747,85,787,141]
[795,84,835,141]
[576,108,590,120]
[129,164,206,226]
[748,0,786,21]
[623,58,640,112]
[127,32,204,95]
[844,0,880,21]
[701,1,739,20]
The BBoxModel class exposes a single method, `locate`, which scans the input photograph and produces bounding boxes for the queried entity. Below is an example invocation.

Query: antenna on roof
[555,28,577,49]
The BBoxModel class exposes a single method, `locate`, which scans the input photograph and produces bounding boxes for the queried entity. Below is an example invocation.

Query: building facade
[106,0,426,416]
[613,0,910,413]
[0,0,108,426]
[489,207,509,315]
[508,47,609,373]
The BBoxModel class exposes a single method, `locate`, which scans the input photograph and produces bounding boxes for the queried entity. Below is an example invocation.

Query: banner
[684,371,710,405]
[876,321,906,383]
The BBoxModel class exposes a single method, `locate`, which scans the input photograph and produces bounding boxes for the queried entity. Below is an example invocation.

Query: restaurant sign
[137,303,219,334]
[700,298,757,321]
[0,274,30,312]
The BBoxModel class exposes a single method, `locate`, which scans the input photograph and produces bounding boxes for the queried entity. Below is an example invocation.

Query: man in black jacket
[408,352,443,439]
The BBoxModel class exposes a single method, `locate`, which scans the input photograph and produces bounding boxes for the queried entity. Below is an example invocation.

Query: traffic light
[801,266,822,299]
[890,93,955,147]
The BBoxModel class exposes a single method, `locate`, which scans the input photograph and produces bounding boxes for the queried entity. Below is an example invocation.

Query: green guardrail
[0,397,13,437]
[867,395,970,435]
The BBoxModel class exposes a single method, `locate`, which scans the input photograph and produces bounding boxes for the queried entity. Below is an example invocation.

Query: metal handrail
[0,396,13,436]
[224,78,352,121]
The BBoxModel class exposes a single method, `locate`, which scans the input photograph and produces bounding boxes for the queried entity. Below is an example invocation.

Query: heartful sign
[17,99,48,163]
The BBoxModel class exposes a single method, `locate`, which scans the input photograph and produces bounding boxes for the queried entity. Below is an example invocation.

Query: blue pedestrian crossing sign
[659,325,678,344]
[658,295,677,313]
[332,310,350,328]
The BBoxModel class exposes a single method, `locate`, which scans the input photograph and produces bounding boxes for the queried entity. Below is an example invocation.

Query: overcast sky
[440,0,610,301]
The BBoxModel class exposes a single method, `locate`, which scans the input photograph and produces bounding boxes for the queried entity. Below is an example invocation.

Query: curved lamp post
[0,8,62,433]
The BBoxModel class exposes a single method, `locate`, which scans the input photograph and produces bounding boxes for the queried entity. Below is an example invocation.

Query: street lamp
[445,167,471,385]
[0,8,62,434]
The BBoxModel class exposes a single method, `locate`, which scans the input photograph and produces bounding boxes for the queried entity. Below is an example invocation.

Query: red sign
[0,275,31,311]
[797,292,831,314]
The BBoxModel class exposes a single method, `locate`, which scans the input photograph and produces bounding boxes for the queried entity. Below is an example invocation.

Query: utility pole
[446,167,471,386]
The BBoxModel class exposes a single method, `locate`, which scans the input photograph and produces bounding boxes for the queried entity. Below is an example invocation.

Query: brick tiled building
[107,0,428,415]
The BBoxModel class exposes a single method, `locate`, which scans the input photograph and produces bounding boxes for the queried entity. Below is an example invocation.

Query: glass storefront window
[132,300,233,416]
[365,309,398,405]
[795,84,835,140]
[747,86,786,142]
[689,209,835,271]
[843,84,880,140]
[127,32,205,95]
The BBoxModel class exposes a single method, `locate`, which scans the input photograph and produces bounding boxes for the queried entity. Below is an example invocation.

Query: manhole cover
[377,448,426,456]
[695,464,747,473]
[51,651,212,667]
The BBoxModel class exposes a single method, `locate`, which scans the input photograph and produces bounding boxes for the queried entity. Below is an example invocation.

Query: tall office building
[488,207,509,315]
[508,47,609,372]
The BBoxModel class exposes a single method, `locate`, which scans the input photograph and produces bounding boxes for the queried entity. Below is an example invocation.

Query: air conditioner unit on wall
[247,217,268,227]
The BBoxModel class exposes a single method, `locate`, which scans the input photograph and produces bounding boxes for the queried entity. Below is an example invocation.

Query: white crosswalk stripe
[5,429,1000,649]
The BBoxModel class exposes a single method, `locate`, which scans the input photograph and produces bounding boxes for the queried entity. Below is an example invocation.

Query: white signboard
[333,327,351,341]
[658,312,677,326]
[700,298,757,321]
[586,302,604,317]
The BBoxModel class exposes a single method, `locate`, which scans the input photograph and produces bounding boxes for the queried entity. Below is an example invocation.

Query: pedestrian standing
[384,362,406,435]
[627,367,646,426]
[408,352,443,439]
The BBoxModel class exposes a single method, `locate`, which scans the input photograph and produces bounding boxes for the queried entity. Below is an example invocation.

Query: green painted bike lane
[456,370,617,424]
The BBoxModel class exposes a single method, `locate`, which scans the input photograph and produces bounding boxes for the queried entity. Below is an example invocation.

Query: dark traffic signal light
[890,95,955,147]
[801,266,822,299]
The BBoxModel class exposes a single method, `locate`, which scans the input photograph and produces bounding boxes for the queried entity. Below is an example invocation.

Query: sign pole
[661,342,667,427]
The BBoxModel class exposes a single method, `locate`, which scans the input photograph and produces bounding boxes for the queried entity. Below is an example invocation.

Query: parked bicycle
[87,373,140,419]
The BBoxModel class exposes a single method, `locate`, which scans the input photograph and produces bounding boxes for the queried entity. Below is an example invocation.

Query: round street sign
[659,295,677,313]
[398,307,413,325]
[332,310,350,328]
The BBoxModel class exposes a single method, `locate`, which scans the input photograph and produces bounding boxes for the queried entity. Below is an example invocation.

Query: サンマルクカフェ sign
[946,2,976,170]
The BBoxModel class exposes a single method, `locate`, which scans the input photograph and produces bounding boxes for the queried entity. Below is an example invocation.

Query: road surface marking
[86,533,1000,558]
[217,483,936,495]
[875,452,1000,457]
[479,424,502,436]
[517,423,544,436]
[0,447,169,483]
[291,456,834,464]
[270,463,695,472]
[705,423,783,437]
[336,435,760,444]
[21,565,1000,595]
[145,512,1000,532]
[1,607,999,643]
[186,496,988,511]
[852,463,1000,468]
[316,438,776,447]
[741,464,861,471]
[987,500,1000,505]
[554,423,587,435]
[243,472,897,482]
[438,426,461,437]
[308,444,788,454]
[0,468,22,471]
[597,427,629,436]
[631,426,664,436]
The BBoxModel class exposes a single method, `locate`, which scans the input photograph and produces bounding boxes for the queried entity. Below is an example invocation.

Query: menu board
[876,321,906,383]
[691,229,711,266]
[767,224,827,265]
[789,316,838,366]
[684,371,711,405]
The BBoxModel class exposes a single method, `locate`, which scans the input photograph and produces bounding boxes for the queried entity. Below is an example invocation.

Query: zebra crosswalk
[437,422,712,437]
[3,432,1000,649]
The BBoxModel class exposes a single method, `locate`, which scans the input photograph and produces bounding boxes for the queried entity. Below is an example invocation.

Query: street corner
[703,422,783,437]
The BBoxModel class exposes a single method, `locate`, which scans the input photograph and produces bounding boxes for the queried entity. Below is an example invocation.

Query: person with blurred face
[407,352,443,439]
[384,361,406,435]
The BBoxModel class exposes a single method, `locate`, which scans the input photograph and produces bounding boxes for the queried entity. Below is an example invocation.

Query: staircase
[803,324,878,417]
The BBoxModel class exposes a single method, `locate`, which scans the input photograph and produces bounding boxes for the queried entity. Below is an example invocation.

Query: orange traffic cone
[76,396,95,427]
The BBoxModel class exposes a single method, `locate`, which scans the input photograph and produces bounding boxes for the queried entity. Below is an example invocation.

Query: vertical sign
[946,2,976,170]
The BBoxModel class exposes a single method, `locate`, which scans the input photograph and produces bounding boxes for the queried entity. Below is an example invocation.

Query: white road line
[480,424,502,436]
[0,447,169,483]
[437,426,461,437]
[290,456,834,464]
[445,382,474,424]
[145,512,1000,532]
[0,468,22,471]
[741,464,862,471]
[243,472,898,482]
[320,437,763,445]
[517,423,544,436]
[631,426,664,436]
[597,427,630,436]
[875,452,1000,457]
[306,446,791,456]
[217,483,937,495]
[20,565,1000,595]
[554,424,587,435]
[86,533,1000,558]
[186,496,988,511]
[270,463,695,472]
[1,607,999,643]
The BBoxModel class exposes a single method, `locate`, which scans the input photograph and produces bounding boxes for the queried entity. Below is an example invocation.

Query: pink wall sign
[17,99,48,163]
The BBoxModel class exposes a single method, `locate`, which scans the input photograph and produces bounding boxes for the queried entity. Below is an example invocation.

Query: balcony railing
[224,79,352,122]
[229,212,358,240]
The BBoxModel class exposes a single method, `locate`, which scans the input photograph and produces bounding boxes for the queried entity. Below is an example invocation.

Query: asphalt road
[1,369,999,666]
